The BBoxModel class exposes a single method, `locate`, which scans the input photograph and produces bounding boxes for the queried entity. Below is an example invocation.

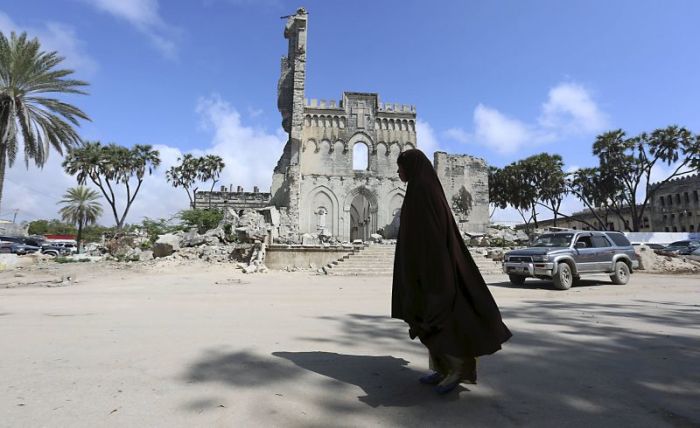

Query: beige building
[652,174,700,233]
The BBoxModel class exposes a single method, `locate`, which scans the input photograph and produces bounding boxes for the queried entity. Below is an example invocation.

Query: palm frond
[0,30,90,178]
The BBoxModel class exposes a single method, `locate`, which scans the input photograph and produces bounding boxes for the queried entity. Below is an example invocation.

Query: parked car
[661,240,700,255]
[21,237,72,257]
[502,231,639,290]
[49,242,78,254]
[0,239,41,255]
[0,236,70,257]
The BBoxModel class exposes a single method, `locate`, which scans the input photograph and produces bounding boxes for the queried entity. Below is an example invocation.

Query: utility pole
[12,209,18,223]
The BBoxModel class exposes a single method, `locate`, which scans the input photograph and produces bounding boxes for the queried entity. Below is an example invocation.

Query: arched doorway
[343,186,378,242]
[350,193,372,241]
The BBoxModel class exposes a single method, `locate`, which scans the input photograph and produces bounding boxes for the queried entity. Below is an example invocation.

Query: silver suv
[502,231,639,290]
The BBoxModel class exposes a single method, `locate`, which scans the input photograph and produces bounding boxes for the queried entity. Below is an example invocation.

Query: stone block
[156,233,181,251]
[153,243,175,258]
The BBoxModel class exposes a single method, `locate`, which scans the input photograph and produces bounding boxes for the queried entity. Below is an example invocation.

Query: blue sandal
[419,372,444,385]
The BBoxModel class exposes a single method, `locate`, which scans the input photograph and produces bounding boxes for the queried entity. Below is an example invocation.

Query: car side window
[591,236,611,247]
[575,236,592,248]
[606,232,631,246]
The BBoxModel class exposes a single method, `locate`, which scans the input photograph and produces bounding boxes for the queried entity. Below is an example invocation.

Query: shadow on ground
[271,351,464,407]
[489,277,617,290]
[182,300,700,426]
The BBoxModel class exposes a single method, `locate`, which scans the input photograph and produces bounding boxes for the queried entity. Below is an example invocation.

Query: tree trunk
[77,220,83,254]
[532,206,539,229]
[0,145,6,212]
[208,181,218,209]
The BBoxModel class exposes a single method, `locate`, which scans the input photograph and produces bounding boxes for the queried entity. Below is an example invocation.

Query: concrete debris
[370,233,383,243]
[635,244,700,273]
[152,243,175,258]
[181,229,207,247]
[155,233,182,251]
[301,233,316,246]
[139,250,153,261]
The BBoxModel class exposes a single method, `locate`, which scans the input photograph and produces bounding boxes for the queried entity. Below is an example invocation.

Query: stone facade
[193,185,271,213]
[651,173,700,233]
[269,8,489,241]
[434,152,490,233]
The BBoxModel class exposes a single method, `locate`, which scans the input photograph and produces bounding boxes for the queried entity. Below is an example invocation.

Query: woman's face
[397,164,408,183]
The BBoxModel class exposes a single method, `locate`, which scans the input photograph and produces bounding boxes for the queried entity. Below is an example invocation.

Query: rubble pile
[464,226,530,248]
[635,244,700,273]
[73,207,274,273]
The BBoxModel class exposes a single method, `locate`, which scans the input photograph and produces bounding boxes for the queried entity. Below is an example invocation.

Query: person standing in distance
[392,149,512,394]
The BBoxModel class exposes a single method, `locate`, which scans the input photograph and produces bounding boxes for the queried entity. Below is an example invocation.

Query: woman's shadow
[272,351,465,407]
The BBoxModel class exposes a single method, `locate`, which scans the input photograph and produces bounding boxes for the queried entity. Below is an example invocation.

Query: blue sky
[2,0,699,225]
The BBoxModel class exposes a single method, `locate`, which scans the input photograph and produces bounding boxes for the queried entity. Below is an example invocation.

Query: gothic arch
[340,186,380,241]
[303,139,317,152]
[319,139,331,153]
[376,141,389,156]
[348,131,375,154]
[332,139,344,154]
[343,186,379,214]
[307,184,341,236]
[382,187,406,239]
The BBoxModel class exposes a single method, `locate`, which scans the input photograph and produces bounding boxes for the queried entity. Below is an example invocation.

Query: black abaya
[391,149,512,360]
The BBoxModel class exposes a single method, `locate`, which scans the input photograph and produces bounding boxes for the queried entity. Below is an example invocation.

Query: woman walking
[392,149,512,394]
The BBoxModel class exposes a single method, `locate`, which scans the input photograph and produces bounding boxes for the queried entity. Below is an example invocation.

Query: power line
[4,177,63,200]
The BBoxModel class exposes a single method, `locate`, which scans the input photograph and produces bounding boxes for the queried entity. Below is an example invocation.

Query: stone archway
[382,188,405,239]
[350,193,371,241]
[342,187,378,242]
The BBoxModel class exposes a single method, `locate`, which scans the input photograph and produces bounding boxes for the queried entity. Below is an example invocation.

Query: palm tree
[0,31,90,210]
[58,186,102,253]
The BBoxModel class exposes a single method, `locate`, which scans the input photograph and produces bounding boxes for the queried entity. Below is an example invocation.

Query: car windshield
[532,233,574,247]
[668,241,690,247]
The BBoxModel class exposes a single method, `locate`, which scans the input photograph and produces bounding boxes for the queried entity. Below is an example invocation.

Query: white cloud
[445,82,608,155]
[539,83,608,134]
[2,95,286,225]
[78,0,179,58]
[194,95,286,192]
[415,119,441,161]
[247,107,264,118]
[472,104,544,155]
[0,11,97,76]
[443,127,470,145]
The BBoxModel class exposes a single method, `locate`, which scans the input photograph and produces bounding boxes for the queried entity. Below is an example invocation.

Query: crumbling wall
[434,152,489,234]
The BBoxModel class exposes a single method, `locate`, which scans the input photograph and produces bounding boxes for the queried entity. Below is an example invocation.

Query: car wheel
[43,250,59,257]
[553,263,573,290]
[610,261,630,285]
[508,274,526,286]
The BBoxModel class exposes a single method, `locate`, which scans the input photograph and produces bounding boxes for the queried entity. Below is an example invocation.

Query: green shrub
[28,219,77,236]
[139,217,181,243]
[178,209,223,234]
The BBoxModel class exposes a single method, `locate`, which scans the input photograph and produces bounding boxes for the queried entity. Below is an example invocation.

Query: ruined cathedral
[270,8,489,241]
[199,8,489,241]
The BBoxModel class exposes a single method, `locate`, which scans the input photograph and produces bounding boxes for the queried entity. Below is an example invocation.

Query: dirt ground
[1,262,698,427]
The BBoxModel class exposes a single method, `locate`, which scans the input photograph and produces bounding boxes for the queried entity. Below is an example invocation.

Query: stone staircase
[324,243,505,276]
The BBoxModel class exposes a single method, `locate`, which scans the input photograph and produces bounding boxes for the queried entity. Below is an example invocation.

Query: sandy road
[1,263,698,427]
